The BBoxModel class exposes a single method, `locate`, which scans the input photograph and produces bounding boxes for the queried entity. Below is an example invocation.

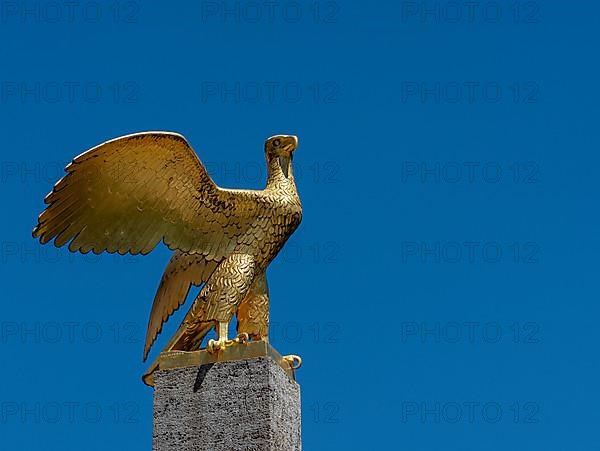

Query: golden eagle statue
[32,132,302,367]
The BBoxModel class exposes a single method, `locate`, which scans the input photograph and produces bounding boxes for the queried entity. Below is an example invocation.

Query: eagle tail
[161,320,215,354]
[142,320,215,386]
[143,251,219,361]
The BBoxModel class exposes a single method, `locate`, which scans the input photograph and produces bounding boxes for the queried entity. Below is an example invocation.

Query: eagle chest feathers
[254,190,302,264]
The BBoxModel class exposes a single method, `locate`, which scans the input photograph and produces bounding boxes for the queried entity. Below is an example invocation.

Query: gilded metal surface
[33,132,303,371]
[142,341,298,387]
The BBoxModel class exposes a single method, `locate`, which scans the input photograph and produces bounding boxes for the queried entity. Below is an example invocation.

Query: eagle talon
[207,338,228,353]
[282,354,302,370]
[235,333,250,344]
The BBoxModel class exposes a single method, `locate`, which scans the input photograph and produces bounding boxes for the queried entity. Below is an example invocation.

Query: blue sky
[1,1,599,450]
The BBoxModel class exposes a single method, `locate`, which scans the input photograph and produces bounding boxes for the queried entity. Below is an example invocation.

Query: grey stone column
[153,355,301,451]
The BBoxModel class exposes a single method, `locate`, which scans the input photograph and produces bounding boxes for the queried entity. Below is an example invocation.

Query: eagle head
[265,135,298,178]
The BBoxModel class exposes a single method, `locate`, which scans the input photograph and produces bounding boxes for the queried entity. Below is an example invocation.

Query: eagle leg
[206,322,251,353]
[236,271,270,342]
[190,253,256,353]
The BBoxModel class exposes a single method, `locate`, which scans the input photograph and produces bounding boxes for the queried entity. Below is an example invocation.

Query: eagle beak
[279,136,297,178]
[282,135,298,153]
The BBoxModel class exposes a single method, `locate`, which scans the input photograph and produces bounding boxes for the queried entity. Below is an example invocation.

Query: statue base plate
[143,341,298,387]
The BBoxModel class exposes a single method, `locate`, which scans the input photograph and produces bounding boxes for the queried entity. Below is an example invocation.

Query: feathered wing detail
[143,250,219,361]
[32,131,262,258]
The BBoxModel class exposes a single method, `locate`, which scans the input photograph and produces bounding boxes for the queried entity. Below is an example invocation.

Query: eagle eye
[273,139,281,147]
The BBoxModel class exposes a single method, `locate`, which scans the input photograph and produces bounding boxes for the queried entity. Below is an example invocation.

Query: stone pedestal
[152,349,301,451]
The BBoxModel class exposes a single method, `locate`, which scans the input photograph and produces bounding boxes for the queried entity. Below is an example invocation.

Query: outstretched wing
[143,250,219,361]
[32,131,261,258]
